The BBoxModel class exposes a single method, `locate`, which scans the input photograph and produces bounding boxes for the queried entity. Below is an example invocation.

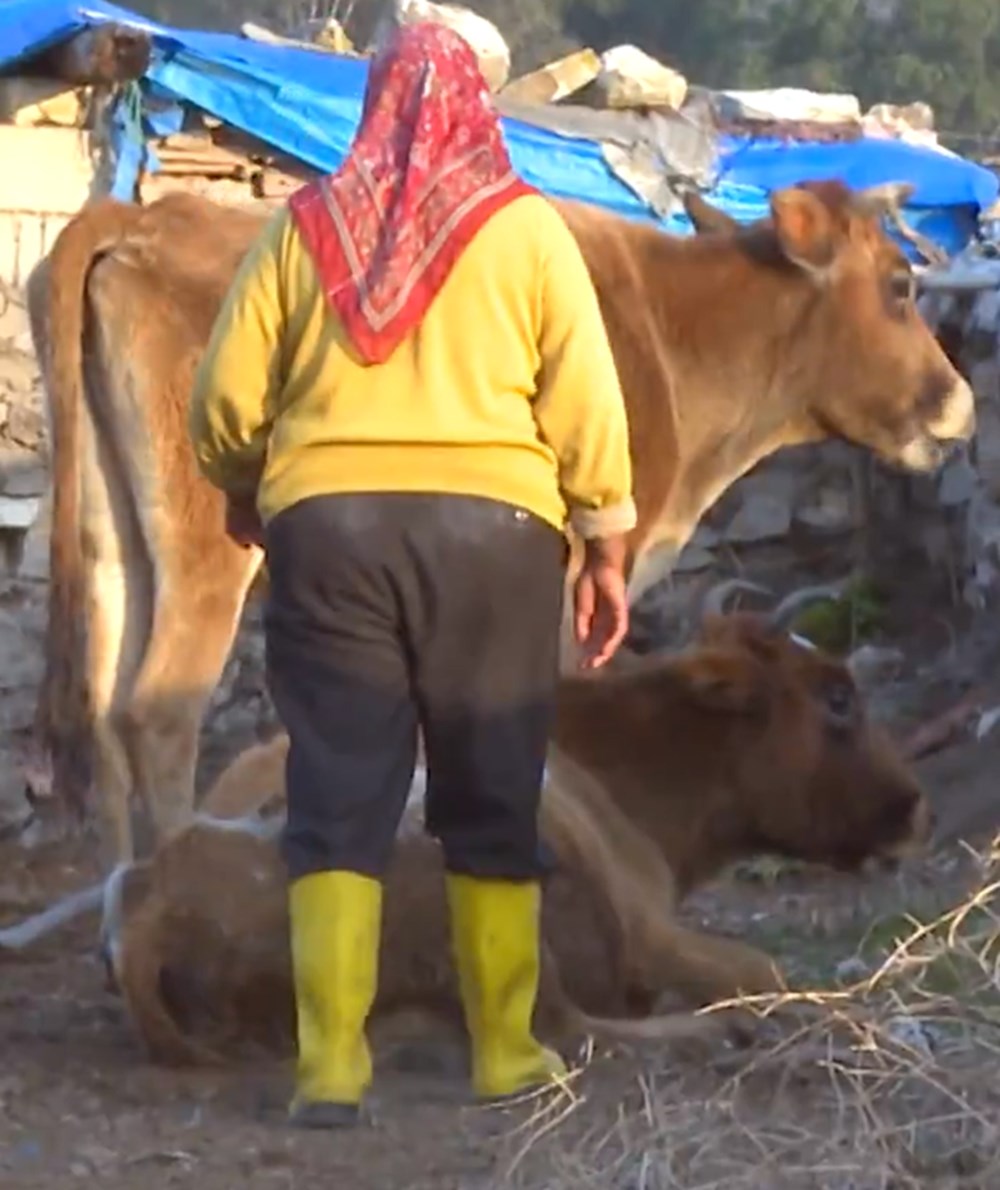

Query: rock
[501,49,601,106]
[969,358,999,402]
[208,699,265,739]
[846,645,905,689]
[597,45,688,111]
[0,348,37,393]
[0,611,43,733]
[4,402,45,450]
[0,291,30,343]
[884,1014,936,1057]
[381,0,511,92]
[716,86,861,125]
[793,485,854,534]
[907,472,948,514]
[0,755,33,837]
[937,455,979,507]
[0,494,40,530]
[689,523,721,550]
[0,451,46,498]
[834,956,869,984]
[13,522,49,581]
[673,543,714,574]
[970,288,1000,336]
[723,493,791,545]
[863,102,941,151]
[672,523,720,574]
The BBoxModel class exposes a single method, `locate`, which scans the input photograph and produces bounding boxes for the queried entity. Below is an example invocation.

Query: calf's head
[686,180,975,473]
[684,592,932,873]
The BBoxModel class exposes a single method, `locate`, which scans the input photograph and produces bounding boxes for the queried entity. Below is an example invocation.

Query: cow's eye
[889,270,916,305]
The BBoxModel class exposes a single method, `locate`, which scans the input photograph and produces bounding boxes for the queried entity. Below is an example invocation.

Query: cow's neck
[626,236,823,602]
[552,666,753,898]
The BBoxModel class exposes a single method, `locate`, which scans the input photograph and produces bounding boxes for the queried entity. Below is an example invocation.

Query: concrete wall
[0,126,100,288]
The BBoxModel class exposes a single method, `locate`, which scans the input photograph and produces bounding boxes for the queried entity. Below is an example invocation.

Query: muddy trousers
[264,493,569,1121]
[263,492,568,882]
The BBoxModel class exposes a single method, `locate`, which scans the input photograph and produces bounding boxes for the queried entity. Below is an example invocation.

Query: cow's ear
[683,651,764,714]
[683,189,741,236]
[770,186,837,273]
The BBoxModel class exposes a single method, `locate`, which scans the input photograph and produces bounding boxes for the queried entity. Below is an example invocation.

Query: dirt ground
[1,776,997,1189]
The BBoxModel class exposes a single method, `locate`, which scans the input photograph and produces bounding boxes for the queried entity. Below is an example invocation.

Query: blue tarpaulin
[2,0,997,255]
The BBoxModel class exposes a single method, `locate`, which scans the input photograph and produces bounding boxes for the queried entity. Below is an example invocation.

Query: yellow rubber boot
[287,870,382,1129]
[445,874,567,1101]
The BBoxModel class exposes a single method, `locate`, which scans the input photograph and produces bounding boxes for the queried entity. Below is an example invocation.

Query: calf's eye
[825,683,854,721]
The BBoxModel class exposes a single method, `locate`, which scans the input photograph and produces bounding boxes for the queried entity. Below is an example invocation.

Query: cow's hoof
[288,1101,361,1130]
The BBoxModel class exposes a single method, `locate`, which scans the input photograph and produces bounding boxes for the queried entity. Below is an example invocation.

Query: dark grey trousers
[263,492,567,882]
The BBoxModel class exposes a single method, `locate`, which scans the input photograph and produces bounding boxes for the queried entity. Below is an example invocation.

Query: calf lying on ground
[86,596,931,1067]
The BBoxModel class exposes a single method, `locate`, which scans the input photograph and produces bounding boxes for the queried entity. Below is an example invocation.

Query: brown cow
[78,604,931,1068]
[26,181,972,864]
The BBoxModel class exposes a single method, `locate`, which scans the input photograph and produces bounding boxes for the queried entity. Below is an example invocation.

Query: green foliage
[138,0,1000,140]
[789,578,886,655]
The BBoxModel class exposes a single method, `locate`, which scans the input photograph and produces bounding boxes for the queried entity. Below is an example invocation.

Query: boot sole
[289,1101,362,1130]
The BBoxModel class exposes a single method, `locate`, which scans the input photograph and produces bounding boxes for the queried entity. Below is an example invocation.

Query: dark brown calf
[86,605,931,1066]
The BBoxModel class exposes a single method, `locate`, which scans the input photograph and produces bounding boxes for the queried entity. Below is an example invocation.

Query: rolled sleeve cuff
[569,497,638,539]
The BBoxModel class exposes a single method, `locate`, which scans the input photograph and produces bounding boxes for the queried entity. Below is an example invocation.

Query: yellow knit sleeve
[188,208,290,497]
[531,209,637,540]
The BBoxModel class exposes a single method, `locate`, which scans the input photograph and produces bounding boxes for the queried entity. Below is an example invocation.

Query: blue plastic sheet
[3,0,997,254]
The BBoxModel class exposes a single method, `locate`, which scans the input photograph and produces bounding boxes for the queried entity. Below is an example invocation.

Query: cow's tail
[28,199,145,815]
[569,1003,749,1051]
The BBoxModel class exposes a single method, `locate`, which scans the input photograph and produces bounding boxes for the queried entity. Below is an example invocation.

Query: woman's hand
[573,536,629,669]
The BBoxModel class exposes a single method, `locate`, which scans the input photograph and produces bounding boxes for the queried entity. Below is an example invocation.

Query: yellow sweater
[188,193,636,539]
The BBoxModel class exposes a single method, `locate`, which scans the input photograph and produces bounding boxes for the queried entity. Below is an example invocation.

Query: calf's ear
[684,651,764,715]
[770,186,838,274]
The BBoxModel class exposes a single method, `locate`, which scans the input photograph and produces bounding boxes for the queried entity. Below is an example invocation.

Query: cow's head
[684,180,975,473]
[677,581,933,873]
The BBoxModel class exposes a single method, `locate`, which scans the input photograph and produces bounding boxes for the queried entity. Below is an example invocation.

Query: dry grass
[489,836,1000,1190]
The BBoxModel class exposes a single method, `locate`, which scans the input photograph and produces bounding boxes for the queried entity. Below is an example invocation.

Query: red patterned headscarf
[288,21,537,365]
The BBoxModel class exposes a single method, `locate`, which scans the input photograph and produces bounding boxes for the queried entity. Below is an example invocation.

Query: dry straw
[484,835,1000,1189]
